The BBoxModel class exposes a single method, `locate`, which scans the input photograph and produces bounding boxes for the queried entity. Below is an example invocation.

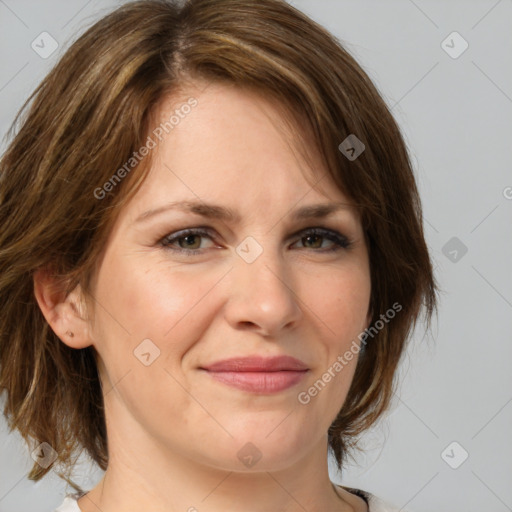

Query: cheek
[306,262,371,342]
[297,263,370,414]
[92,250,230,356]
[90,254,228,430]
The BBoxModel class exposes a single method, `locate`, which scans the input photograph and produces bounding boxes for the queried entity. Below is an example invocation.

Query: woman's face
[86,81,372,472]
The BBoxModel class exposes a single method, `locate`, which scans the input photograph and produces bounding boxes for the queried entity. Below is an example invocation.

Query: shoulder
[56,487,403,512]
[339,485,404,512]
[53,492,85,512]
[367,493,403,512]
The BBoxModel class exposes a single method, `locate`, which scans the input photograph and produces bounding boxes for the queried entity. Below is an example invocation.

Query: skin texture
[34,81,371,512]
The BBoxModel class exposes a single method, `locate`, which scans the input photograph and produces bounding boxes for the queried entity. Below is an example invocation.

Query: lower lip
[202,370,308,393]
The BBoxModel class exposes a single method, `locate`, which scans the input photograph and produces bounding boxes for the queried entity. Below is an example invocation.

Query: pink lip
[204,370,307,393]
[201,355,309,372]
[200,356,309,393]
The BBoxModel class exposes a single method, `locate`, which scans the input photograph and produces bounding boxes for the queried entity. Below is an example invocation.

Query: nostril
[240,321,255,328]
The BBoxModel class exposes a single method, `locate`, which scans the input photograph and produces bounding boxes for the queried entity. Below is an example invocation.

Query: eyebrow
[134,200,354,225]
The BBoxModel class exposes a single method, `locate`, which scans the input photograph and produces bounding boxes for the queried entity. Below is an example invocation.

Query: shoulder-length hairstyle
[0,0,438,490]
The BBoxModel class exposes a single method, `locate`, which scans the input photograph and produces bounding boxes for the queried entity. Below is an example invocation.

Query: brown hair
[0,0,438,489]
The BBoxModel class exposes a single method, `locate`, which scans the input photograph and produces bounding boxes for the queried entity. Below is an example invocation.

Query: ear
[33,267,92,349]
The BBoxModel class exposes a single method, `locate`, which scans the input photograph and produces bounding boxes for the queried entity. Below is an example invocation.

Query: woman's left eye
[294,228,352,251]
[159,227,352,256]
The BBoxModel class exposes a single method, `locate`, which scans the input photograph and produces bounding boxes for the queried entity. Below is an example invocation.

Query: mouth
[199,355,310,394]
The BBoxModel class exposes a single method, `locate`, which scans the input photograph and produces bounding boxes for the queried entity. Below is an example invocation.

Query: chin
[194,430,310,473]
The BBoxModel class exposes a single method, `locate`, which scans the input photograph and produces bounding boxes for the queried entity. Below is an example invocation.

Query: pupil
[183,235,199,248]
[306,235,321,248]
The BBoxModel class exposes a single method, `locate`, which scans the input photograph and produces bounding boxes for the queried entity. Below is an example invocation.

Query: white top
[54,487,402,512]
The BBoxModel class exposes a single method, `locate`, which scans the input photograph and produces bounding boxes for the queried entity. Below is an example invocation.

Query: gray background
[1,1,511,511]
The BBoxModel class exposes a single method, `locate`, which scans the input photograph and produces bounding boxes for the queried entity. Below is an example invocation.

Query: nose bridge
[225,234,301,335]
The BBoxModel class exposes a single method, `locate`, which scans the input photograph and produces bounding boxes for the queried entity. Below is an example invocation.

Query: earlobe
[33,267,92,349]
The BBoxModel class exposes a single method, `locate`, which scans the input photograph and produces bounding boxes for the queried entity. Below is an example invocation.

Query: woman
[0,1,438,511]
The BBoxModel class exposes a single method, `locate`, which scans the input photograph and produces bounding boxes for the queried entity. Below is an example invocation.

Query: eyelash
[159,226,353,256]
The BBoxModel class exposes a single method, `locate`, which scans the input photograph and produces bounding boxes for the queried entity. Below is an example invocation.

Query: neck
[77,407,360,512]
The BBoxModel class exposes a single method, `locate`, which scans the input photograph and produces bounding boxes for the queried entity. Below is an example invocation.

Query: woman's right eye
[160,228,216,256]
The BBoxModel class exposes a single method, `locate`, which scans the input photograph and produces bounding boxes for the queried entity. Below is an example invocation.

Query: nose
[223,244,302,338]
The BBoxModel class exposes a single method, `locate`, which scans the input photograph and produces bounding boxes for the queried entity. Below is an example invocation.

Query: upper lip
[201,355,309,372]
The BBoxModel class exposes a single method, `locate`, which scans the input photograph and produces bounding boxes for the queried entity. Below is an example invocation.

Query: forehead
[126,81,360,222]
